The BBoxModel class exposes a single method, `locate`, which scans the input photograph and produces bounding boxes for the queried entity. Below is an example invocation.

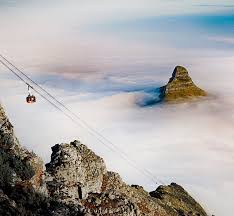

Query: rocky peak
[169,66,192,82]
[45,141,208,216]
[160,66,207,102]
[0,104,20,152]
[46,140,107,204]
[0,103,44,190]
[0,102,209,216]
[150,183,208,216]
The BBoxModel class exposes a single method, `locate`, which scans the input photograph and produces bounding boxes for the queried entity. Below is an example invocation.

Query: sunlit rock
[160,66,207,102]
[0,102,208,215]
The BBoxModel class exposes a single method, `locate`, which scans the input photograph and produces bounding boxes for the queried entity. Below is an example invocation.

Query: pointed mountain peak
[160,66,207,102]
[171,66,190,80]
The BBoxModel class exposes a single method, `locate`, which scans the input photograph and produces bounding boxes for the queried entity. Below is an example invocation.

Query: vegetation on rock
[0,102,209,215]
[159,66,207,102]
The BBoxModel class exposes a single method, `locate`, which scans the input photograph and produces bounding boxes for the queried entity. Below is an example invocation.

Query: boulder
[46,141,107,204]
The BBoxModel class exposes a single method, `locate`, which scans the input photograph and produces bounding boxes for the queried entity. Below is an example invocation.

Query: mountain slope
[0,103,208,216]
[160,66,207,102]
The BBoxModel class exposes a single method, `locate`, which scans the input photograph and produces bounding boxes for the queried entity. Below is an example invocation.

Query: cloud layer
[0,1,234,215]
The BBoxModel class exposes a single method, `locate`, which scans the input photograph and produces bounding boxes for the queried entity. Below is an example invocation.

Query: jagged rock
[82,191,139,216]
[0,102,209,216]
[0,189,19,215]
[100,171,169,216]
[150,183,207,216]
[46,143,207,216]
[46,141,107,204]
[0,103,44,192]
[160,66,207,102]
[0,104,21,153]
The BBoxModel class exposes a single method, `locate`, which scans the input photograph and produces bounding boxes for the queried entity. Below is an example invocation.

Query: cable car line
[0,54,165,186]
[0,54,164,185]
[0,54,165,185]
[0,58,82,124]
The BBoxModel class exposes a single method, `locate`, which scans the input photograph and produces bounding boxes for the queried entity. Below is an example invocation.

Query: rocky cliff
[0,104,44,192]
[0,103,208,216]
[159,66,207,102]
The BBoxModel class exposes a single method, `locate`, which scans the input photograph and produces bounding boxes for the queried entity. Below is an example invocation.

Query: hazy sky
[0,1,234,215]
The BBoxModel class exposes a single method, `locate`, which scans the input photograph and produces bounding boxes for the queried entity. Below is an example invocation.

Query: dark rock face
[160,66,207,102]
[0,104,84,216]
[0,104,44,191]
[0,103,208,216]
[0,189,19,215]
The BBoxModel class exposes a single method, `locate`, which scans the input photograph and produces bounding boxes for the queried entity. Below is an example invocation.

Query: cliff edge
[0,103,208,216]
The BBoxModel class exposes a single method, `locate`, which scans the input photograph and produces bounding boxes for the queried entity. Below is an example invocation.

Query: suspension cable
[0,54,165,185]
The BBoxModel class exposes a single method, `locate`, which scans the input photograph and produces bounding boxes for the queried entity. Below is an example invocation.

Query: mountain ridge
[0,102,208,216]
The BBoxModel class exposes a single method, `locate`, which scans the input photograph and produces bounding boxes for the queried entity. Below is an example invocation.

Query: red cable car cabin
[26,85,36,104]
[26,94,36,103]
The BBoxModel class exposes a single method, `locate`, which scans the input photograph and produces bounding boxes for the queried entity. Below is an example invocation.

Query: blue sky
[0,1,234,215]
[88,11,234,52]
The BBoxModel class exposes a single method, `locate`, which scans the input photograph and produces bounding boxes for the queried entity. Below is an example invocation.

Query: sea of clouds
[0,1,234,215]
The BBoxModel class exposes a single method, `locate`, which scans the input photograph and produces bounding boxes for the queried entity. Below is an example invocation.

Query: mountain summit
[160,66,207,102]
[0,102,208,216]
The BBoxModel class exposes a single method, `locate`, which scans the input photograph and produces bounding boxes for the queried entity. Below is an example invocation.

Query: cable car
[26,94,36,103]
[26,85,36,104]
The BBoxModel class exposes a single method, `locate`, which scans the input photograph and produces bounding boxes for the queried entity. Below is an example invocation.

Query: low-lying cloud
[1,57,234,216]
[0,1,234,215]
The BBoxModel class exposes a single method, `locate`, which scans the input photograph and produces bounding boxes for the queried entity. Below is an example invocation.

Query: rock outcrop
[0,104,44,191]
[46,141,107,203]
[160,66,207,102]
[150,183,208,216]
[0,102,208,216]
[46,142,208,216]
